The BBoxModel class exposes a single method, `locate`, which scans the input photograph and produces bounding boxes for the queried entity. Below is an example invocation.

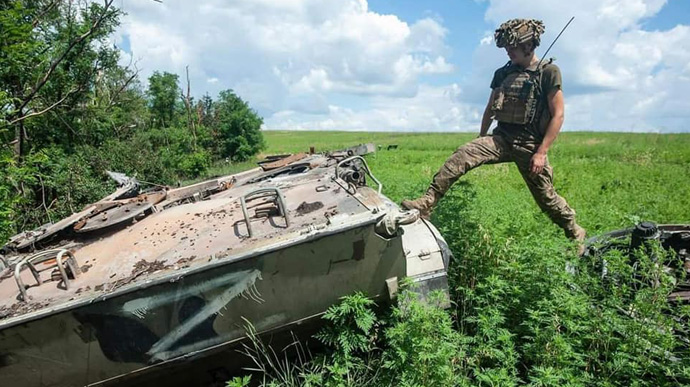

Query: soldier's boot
[401,188,441,221]
[564,223,587,256]
[402,136,502,221]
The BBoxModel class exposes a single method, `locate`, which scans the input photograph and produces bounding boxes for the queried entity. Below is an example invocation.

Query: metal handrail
[14,249,80,301]
[240,187,290,238]
[334,156,383,194]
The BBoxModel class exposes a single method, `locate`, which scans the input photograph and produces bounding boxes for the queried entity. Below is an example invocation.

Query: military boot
[565,223,587,256]
[401,189,441,221]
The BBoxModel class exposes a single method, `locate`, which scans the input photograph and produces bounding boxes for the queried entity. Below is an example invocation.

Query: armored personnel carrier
[0,145,451,386]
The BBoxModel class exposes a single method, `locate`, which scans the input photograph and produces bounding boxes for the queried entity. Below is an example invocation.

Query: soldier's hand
[530,152,547,174]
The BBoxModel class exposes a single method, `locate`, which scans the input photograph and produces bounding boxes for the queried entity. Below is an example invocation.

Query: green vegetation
[0,0,264,242]
[2,3,689,385]
[228,131,690,386]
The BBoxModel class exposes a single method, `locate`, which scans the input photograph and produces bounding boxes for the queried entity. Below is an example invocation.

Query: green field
[257,131,689,233]
[230,131,690,386]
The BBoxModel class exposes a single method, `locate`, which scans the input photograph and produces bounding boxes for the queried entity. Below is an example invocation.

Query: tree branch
[108,64,140,108]
[32,0,61,28]
[183,65,197,149]
[8,88,78,125]
[17,0,116,114]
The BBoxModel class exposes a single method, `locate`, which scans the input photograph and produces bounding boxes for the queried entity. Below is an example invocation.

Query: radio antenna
[537,16,574,68]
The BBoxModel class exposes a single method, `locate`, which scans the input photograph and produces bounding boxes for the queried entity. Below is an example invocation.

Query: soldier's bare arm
[530,88,565,174]
[479,89,499,137]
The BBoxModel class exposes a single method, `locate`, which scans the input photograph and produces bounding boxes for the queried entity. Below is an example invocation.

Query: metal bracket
[240,187,290,238]
[14,249,80,301]
[385,277,399,300]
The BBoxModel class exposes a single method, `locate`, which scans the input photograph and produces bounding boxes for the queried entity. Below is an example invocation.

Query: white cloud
[264,83,479,132]
[116,0,452,120]
[480,33,494,46]
[116,0,689,132]
[470,0,689,132]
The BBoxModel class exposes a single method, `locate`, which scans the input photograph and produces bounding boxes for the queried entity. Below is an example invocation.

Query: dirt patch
[0,299,52,320]
[296,201,324,216]
[80,264,92,273]
[131,259,169,276]
[75,286,91,295]
[106,259,172,292]
[176,255,197,267]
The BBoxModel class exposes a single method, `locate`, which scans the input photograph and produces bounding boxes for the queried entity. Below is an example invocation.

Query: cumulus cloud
[265,83,478,132]
[477,0,690,131]
[115,0,689,132]
[116,0,453,118]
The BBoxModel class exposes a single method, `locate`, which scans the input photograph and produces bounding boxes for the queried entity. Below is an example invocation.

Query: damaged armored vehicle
[0,145,451,387]
[585,222,690,303]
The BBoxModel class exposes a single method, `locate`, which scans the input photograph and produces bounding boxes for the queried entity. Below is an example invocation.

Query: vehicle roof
[0,152,385,328]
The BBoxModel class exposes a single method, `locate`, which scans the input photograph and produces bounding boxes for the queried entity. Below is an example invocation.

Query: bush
[178,151,211,178]
[382,291,468,387]
[214,90,265,161]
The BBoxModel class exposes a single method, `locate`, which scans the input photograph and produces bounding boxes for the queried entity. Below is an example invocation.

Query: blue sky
[115,0,690,132]
[644,0,690,29]
[369,0,487,82]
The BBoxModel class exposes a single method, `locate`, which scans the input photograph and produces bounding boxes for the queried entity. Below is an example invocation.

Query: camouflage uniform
[420,135,580,239]
[403,19,584,241]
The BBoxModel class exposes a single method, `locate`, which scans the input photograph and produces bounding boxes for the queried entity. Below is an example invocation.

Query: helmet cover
[494,19,545,48]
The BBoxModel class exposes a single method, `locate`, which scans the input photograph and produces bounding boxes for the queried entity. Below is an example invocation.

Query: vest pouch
[492,70,538,125]
[492,89,505,111]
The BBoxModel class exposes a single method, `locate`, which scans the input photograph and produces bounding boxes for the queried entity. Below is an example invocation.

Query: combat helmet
[494,19,545,48]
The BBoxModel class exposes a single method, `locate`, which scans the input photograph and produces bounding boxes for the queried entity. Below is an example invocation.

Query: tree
[147,71,180,128]
[213,89,265,161]
[0,0,150,240]
[196,93,215,128]
[0,0,122,159]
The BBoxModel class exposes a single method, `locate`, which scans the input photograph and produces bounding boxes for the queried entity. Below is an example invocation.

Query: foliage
[381,291,468,387]
[0,1,265,241]
[315,292,377,363]
[226,131,690,387]
[0,0,123,150]
[226,375,252,387]
[213,90,265,161]
[147,71,180,128]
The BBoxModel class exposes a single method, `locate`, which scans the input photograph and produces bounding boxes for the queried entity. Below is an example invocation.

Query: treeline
[0,0,264,241]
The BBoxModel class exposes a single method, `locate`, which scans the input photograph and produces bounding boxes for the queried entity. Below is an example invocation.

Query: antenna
[536,16,575,69]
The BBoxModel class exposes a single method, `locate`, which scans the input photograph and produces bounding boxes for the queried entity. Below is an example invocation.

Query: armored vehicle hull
[0,149,450,386]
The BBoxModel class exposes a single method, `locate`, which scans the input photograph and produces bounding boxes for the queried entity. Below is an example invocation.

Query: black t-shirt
[490,61,562,143]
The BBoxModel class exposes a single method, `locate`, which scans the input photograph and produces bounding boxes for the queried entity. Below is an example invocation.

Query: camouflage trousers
[429,135,579,238]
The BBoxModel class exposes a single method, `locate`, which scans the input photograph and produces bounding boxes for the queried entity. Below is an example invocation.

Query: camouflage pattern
[425,135,581,238]
[494,18,545,48]
[491,66,541,125]
[404,19,584,245]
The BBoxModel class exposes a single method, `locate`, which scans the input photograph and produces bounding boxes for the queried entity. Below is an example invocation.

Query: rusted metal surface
[260,152,307,171]
[0,147,451,387]
[7,181,144,251]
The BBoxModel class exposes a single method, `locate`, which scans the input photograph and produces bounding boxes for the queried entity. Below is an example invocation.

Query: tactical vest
[491,59,552,126]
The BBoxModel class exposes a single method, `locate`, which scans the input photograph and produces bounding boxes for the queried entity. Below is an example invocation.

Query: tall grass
[227,131,690,386]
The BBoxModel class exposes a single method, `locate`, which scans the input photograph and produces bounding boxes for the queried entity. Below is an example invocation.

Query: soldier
[402,18,586,251]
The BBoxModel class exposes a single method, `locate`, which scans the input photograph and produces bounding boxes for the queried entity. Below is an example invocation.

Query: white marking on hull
[147,269,262,360]
[121,269,262,319]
